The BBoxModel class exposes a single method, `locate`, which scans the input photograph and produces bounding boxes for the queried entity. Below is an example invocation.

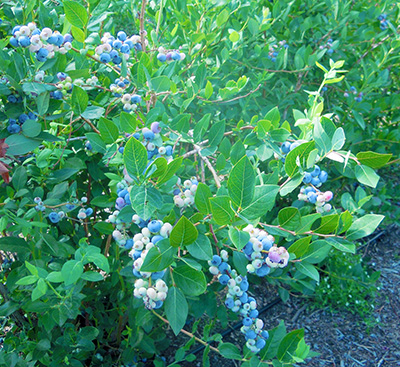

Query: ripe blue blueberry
[311,176,321,186]
[243,317,253,327]
[319,170,328,183]
[125,239,133,249]
[142,129,155,141]
[165,145,173,156]
[131,94,142,104]
[256,339,266,350]
[49,212,60,224]
[303,172,312,184]
[151,235,164,244]
[218,262,229,273]
[281,142,291,154]
[37,48,49,59]
[245,330,257,340]
[211,255,222,266]
[9,37,19,47]
[99,53,111,63]
[225,298,234,309]
[7,95,17,103]
[19,114,28,123]
[157,53,167,62]
[120,44,130,54]
[18,36,31,47]
[219,274,230,285]
[85,208,93,216]
[117,31,127,41]
[148,220,162,233]
[311,165,320,177]
[118,147,124,154]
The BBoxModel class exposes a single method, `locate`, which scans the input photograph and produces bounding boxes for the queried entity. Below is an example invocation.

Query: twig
[194,144,221,188]
[140,0,147,52]
[81,117,100,134]
[198,84,261,104]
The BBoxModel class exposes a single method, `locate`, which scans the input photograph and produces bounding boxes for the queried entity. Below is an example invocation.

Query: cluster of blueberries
[319,38,334,55]
[344,86,363,102]
[279,140,302,161]
[6,94,22,104]
[7,111,37,134]
[208,251,270,353]
[9,23,72,61]
[156,46,186,62]
[173,177,198,209]
[378,14,389,30]
[241,224,289,276]
[267,40,289,62]
[298,187,333,214]
[302,165,328,187]
[95,31,144,64]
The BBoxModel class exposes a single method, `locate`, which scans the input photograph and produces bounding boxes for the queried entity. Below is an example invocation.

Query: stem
[194,144,221,188]
[140,0,147,52]
[155,0,163,37]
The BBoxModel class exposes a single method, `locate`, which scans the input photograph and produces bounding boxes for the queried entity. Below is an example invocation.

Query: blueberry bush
[0,0,398,366]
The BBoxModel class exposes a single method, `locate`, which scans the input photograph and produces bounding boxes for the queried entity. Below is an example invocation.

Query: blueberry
[37,48,49,59]
[240,293,249,303]
[211,255,222,266]
[165,145,173,156]
[219,274,230,285]
[9,37,19,47]
[8,118,16,125]
[112,56,122,64]
[303,172,312,184]
[311,165,320,177]
[218,262,229,273]
[85,208,93,216]
[18,114,28,124]
[134,43,142,51]
[350,86,356,92]
[143,129,155,141]
[261,238,273,251]
[99,53,111,63]
[52,91,63,99]
[261,330,269,339]
[47,35,58,45]
[240,280,249,291]
[157,53,167,62]
[171,51,181,61]
[18,36,31,47]
[151,271,165,280]
[249,309,259,318]
[151,235,164,244]
[56,34,64,46]
[64,34,73,43]
[66,204,75,210]
[7,95,17,103]
[307,192,317,204]
[311,177,320,186]
[225,298,234,309]
[147,220,162,233]
[120,44,130,54]
[243,317,253,327]
[256,338,266,350]
[319,170,328,183]
[125,239,133,249]
[133,132,140,140]
[117,31,127,41]
[245,330,257,340]
[256,264,270,277]
[49,212,60,224]
[113,40,122,49]
[131,94,141,104]
[281,142,291,154]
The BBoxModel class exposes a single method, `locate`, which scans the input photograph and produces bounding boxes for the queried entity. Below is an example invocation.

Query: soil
[162,224,400,367]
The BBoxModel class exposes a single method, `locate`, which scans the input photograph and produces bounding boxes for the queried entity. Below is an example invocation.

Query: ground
[163,224,400,367]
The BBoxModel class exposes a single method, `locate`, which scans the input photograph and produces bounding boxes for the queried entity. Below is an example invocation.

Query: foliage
[0,0,398,366]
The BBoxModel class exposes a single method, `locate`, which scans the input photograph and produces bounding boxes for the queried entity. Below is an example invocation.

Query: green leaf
[5,134,41,155]
[173,265,207,296]
[229,31,240,43]
[36,92,50,115]
[208,121,225,147]
[313,214,339,234]
[81,271,104,282]
[285,141,315,177]
[85,133,106,153]
[210,196,235,225]
[187,234,213,261]
[228,227,250,250]
[124,136,148,180]
[288,236,311,258]
[130,185,162,220]
[240,185,279,220]
[64,0,88,28]
[205,81,213,99]
[346,214,384,241]
[86,253,110,273]
[326,237,355,253]
[16,275,38,286]
[46,272,64,283]
[300,240,331,263]
[98,117,119,144]
[140,239,176,272]
[170,216,198,247]
[194,183,212,215]
[12,166,27,190]
[218,343,242,360]
[22,120,41,138]
[157,157,183,185]
[260,321,287,360]
[228,156,255,208]
[355,165,380,188]
[233,251,248,276]
[71,86,88,115]
[278,207,301,231]
[25,261,39,276]
[295,262,319,282]
[120,111,138,133]
[277,329,304,362]
[356,151,392,169]
[280,173,303,196]
[165,287,188,336]
[314,120,332,155]
[265,106,281,126]
[151,76,171,92]
[331,128,345,150]
[32,278,48,301]
[61,260,83,286]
